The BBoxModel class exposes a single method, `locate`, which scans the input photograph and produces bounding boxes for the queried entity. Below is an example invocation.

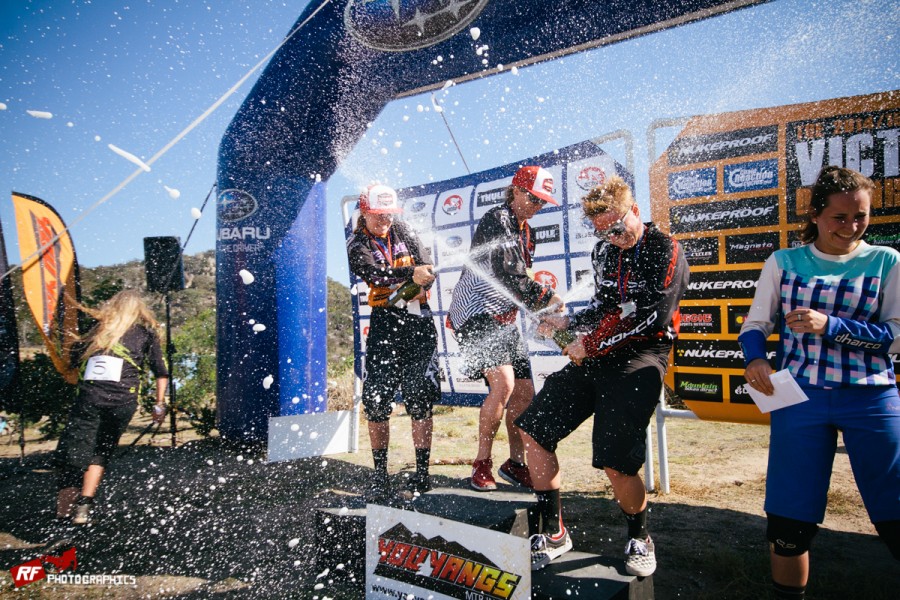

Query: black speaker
[144,236,185,293]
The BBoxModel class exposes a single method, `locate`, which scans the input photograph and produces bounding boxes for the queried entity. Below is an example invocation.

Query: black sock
[536,489,564,537]
[77,495,94,506]
[372,449,388,478]
[773,581,806,599]
[623,507,649,539]
[507,458,526,468]
[415,448,431,478]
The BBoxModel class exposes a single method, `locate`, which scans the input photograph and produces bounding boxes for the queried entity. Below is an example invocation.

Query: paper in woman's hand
[746,369,809,413]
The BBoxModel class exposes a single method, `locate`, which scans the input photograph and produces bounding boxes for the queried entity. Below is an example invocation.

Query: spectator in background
[739,166,900,599]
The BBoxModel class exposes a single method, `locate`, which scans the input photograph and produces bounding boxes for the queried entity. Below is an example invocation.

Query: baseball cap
[512,165,558,206]
[360,184,402,214]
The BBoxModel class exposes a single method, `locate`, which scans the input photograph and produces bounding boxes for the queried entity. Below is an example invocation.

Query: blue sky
[1,0,897,285]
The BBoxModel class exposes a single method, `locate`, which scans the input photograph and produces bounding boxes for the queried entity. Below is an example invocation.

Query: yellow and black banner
[12,192,81,384]
[650,90,900,424]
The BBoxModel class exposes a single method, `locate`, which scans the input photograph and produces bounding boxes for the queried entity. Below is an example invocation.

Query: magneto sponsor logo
[344,0,489,53]
[667,125,779,166]
[724,159,779,194]
[684,270,759,300]
[668,167,716,199]
[476,187,507,208]
[670,195,779,234]
[442,194,464,215]
[576,166,606,190]
[533,271,558,289]
[725,232,779,264]
[533,224,561,244]
[217,189,258,222]
[680,236,719,266]
[374,523,522,599]
[674,372,723,401]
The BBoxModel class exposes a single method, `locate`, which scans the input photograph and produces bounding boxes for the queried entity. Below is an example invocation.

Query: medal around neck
[619,301,636,318]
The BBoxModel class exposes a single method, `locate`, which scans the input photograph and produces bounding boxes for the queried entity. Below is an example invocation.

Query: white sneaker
[624,536,656,577]
[530,530,573,571]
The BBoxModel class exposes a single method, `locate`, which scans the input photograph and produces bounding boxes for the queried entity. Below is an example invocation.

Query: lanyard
[616,226,646,304]
[519,221,533,268]
[366,229,393,265]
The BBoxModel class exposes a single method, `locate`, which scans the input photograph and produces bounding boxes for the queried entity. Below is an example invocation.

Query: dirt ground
[0,406,897,599]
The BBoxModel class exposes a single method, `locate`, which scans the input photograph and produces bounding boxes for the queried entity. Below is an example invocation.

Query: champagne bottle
[386,279,421,307]
[551,329,576,349]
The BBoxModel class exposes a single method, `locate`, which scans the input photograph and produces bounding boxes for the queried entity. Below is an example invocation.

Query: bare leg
[368,420,390,451]
[771,550,809,587]
[522,430,561,490]
[504,378,534,464]
[81,465,105,499]
[604,468,647,515]
[411,417,433,450]
[475,365,515,461]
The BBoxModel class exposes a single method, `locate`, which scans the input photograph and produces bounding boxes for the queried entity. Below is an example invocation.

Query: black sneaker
[530,530,573,571]
[365,472,391,504]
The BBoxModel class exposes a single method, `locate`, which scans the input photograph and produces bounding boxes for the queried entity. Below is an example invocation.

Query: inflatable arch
[215,0,765,443]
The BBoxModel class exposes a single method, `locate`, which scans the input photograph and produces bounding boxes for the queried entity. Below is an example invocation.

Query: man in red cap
[347,184,438,501]
[448,165,564,492]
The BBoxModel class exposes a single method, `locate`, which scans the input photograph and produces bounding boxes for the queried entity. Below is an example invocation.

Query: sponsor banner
[435,270,461,314]
[565,205,600,255]
[527,210,565,259]
[565,153,620,196]
[671,195,779,234]
[675,339,778,369]
[435,227,472,266]
[786,107,900,221]
[680,236,719,266]
[473,178,513,222]
[728,374,758,405]
[684,270,759,300]
[366,505,530,600]
[403,195,436,233]
[723,158,779,194]
[445,356,489,394]
[674,372,723,402]
[435,187,472,228]
[567,254,596,304]
[532,355,570,394]
[678,305,722,335]
[864,221,900,253]
[531,259,567,296]
[668,167,717,200]
[726,304,752,335]
[666,125,779,166]
[725,232,780,264]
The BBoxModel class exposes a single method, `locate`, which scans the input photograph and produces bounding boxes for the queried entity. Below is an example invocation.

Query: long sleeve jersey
[448,203,555,329]
[347,219,433,308]
[738,241,900,387]
[79,324,168,407]
[568,222,689,358]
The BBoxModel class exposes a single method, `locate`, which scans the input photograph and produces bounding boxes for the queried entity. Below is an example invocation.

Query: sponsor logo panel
[865,221,900,253]
[565,154,619,200]
[728,374,758,405]
[671,195,779,234]
[533,223,561,245]
[678,305,722,335]
[528,210,565,258]
[786,108,900,221]
[667,125,779,166]
[475,186,507,208]
[726,304,752,334]
[674,372,723,402]
[668,167,717,200]
[680,236,719,266]
[724,158,779,194]
[725,232,779,264]
[684,270,759,300]
[676,339,777,369]
[434,187,472,227]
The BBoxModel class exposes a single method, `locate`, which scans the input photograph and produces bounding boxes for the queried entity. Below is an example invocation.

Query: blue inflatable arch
[216,0,764,442]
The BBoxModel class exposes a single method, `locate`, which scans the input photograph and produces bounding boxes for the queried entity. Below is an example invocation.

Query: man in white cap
[448,165,564,492]
[347,184,438,501]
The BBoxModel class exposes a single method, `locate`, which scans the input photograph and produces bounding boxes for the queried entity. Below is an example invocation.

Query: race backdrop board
[650,90,900,424]
[345,140,631,406]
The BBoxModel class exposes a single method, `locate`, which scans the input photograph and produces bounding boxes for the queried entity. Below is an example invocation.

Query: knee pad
[873,520,900,561]
[767,513,818,556]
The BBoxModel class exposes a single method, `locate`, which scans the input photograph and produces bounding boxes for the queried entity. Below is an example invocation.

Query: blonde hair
[581,176,633,218]
[81,290,160,357]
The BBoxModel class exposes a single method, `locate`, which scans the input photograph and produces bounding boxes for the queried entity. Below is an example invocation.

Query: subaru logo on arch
[218,189,258,222]
[410,200,428,213]
[344,0,489,52]
[445,236,463,248]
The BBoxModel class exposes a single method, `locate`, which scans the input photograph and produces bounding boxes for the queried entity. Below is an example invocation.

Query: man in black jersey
[517,176,689,575]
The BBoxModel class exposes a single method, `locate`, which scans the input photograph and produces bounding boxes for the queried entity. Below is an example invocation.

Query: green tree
[172,308,216,435]
[11,352,77,436]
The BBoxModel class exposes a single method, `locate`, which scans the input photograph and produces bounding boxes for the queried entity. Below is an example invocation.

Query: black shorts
[455,313,532,381]
[362,307,440,422]
[516,347,668,476]
[55,398,137,472]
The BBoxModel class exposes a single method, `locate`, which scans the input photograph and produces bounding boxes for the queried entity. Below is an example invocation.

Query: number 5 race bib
[84,355,124,382]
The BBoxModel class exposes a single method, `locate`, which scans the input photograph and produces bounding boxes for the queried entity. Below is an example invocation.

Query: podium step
[312,486,653,599]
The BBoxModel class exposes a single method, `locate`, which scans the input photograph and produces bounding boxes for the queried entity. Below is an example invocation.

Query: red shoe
[498,459,533,488]
[471,459,497,491]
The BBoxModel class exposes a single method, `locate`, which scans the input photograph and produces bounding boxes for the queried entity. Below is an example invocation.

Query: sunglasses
[593,204,632,240]
[527,192,548,207]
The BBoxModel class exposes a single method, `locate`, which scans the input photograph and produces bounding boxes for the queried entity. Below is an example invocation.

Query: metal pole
[165,291,177,448]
